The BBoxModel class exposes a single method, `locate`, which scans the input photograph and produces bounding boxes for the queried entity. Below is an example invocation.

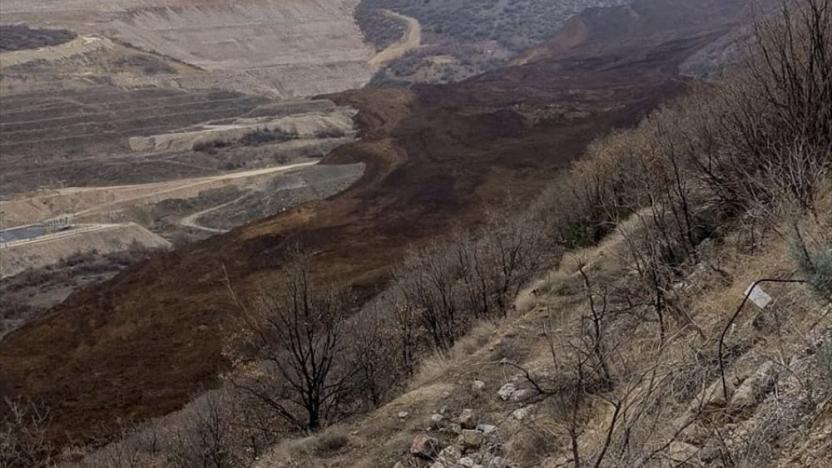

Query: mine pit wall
[0,0,375,98]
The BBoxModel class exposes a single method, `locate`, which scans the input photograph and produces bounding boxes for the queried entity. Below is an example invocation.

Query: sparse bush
[239,128,296,146]
[170,391,238,468]
[818,334,832,386]
[792,239,832,298]
[311,431,349,458]
[0,397,52,468]
[347,309,404,407]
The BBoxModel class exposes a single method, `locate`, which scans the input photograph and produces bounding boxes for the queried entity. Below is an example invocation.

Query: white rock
[669,441,700,463]
[459,408,477,429]
[398,411,409,419]
[510,388,537,402]
[512,406,532,420]
[498,383,517,401]
[476,423,497,434]
[729,361,778,411]
[459,457,476,468]
[487,457,508,468]
[458,429,484,450]
[437,444,462,463]
[410,434,440,459]
[472,380,486,391]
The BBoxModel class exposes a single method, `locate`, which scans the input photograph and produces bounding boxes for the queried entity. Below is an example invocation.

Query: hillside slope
[0,0,750,449]
[255,199,832,467]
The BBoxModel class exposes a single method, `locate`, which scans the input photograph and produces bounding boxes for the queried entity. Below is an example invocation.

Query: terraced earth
[1,0,375,97]
[0,87,268,162]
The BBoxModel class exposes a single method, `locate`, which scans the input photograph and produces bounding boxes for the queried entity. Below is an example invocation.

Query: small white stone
[459,457,476,467]
[498,383,516,401]
[512,406,532,420]
[476,423,497,434]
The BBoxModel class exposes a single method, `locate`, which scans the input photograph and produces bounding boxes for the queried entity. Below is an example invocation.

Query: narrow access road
[178,193,250,234]
[369,10,422,67]
[44,160,318,222]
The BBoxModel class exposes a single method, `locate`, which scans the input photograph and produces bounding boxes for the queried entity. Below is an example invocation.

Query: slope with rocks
[0,0,752,452]
[256,196,832,467]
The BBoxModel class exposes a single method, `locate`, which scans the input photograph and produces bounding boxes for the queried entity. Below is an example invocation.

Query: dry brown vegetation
[3,1,831,466]
[43,2,832,467]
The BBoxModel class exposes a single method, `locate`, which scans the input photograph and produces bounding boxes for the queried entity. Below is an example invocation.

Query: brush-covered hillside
[2,0,830,467]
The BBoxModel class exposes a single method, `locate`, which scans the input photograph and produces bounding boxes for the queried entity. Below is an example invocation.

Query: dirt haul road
[369,10,422,67]
[2,161,319,227]
[65,160,318,219]
[177,193,249,234]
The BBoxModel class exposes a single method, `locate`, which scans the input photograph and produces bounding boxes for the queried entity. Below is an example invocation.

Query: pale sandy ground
[369,9,422,67]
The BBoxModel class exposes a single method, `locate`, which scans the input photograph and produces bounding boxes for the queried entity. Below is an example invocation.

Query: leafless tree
[227,250,353,433]
[578,263,613,388]
[391,297,419,376]
[396,245,463,350]
[347,309,402,408]
[481,209,550,315]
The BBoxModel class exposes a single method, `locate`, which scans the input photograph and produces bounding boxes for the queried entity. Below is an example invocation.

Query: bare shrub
[791,237,832,298]
[396,244,463,350]
[310,430,349,458]
[168,391,238,468]
[698,0,832,214]
[0,397,51,468]
[346,308,403,408]
[227,250,354,433]
[818,334,832,386]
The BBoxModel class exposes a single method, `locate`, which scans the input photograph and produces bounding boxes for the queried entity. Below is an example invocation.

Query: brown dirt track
[0,7,738,448]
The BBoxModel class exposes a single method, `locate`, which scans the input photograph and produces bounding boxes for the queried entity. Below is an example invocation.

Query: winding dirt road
[178,193,249,234]
[369,10,422,67]
[0,160,319,227]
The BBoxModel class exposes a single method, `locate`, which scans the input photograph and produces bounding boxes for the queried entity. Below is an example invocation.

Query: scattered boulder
[459,408,477,429]
[510,388,537,403]
[430,413,445,429]
[458,429,484,450]
[498,383,517,401]
[512,406,532,420]
[410,434,441,459]
[669,441,701,464]
[459,457,477,467]
[437,445,462,464]
[487,456,508,468]
[729,361,778,411]
[472,380,486,391]
[398,411,410,419]
[476,423,497,435]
